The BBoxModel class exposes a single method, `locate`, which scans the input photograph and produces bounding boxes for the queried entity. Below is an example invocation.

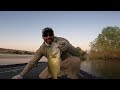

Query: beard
[46,38,53,44]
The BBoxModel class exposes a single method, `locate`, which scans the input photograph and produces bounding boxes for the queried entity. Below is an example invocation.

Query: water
[0,54,47,65]
[80,59,120,79]
[1,54,120,79]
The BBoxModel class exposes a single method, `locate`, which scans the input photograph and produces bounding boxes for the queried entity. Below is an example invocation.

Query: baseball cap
[42,27,54,35]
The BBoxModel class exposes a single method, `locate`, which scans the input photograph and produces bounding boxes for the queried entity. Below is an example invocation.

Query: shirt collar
[44,42,51,46]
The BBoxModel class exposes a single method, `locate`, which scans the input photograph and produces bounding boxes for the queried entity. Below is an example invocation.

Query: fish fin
[49,54,56,59]
[51,54,56,58]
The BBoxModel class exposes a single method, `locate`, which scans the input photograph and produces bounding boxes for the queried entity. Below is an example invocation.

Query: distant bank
[0,48,35,55]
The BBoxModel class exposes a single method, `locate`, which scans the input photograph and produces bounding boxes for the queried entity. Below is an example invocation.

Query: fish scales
[48,43,61,79]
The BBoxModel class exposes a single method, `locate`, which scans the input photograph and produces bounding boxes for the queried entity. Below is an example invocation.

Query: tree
[89,26,120,59]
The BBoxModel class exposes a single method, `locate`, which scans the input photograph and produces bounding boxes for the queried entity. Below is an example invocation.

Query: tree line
[89,26,120,60]
[0,48,35,55]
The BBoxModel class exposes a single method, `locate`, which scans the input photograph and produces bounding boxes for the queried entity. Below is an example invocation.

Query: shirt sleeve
[58,39,69,52]
[67,44,80,57]
[19,47,43,76]
[58,37,80,57]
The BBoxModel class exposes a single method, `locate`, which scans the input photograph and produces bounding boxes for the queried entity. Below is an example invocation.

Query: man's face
[42,31,54,44]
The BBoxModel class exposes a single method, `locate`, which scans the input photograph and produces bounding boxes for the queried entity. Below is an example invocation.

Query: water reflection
[0,54,47,65]
[80,59,120,79]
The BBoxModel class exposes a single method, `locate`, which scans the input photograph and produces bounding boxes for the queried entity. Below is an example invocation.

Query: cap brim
[42,30,53,34]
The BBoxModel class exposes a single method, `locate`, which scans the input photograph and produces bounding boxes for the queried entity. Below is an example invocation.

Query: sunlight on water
[0,54,47,65]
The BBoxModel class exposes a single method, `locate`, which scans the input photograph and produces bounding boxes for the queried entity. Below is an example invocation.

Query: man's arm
[67,44,80,57]
[57,39,69,52]
[12,47,43,79]
[57,38,80,57]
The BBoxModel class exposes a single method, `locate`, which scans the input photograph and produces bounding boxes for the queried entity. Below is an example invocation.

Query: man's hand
[57,40,68,52]
[12,74,23,79]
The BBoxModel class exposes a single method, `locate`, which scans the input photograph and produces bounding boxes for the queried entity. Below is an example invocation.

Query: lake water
[80,59,120,79]
[0,54,120,79]
[0,54,47,65]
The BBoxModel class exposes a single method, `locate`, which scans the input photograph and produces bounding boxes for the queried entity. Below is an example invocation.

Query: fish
[48,43,61,79]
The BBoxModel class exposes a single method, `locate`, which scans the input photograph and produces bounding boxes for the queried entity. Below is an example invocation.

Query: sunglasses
[43,33,54,37]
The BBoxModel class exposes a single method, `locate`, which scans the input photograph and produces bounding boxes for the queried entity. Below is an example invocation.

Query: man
[12,27,80,79]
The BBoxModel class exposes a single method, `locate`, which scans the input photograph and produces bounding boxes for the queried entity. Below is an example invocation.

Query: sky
[0,11,120,52]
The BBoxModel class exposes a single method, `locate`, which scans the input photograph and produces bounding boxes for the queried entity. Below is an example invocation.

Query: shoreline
[0,53,34,56]
[0,54,34,59]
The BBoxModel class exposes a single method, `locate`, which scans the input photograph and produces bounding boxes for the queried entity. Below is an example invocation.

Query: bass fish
[48,43,61,79]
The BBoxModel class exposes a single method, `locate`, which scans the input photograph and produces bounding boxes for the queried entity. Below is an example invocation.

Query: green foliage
[89,26,120,59]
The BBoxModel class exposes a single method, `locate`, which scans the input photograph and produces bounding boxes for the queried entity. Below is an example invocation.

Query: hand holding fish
[57,40,68,52]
